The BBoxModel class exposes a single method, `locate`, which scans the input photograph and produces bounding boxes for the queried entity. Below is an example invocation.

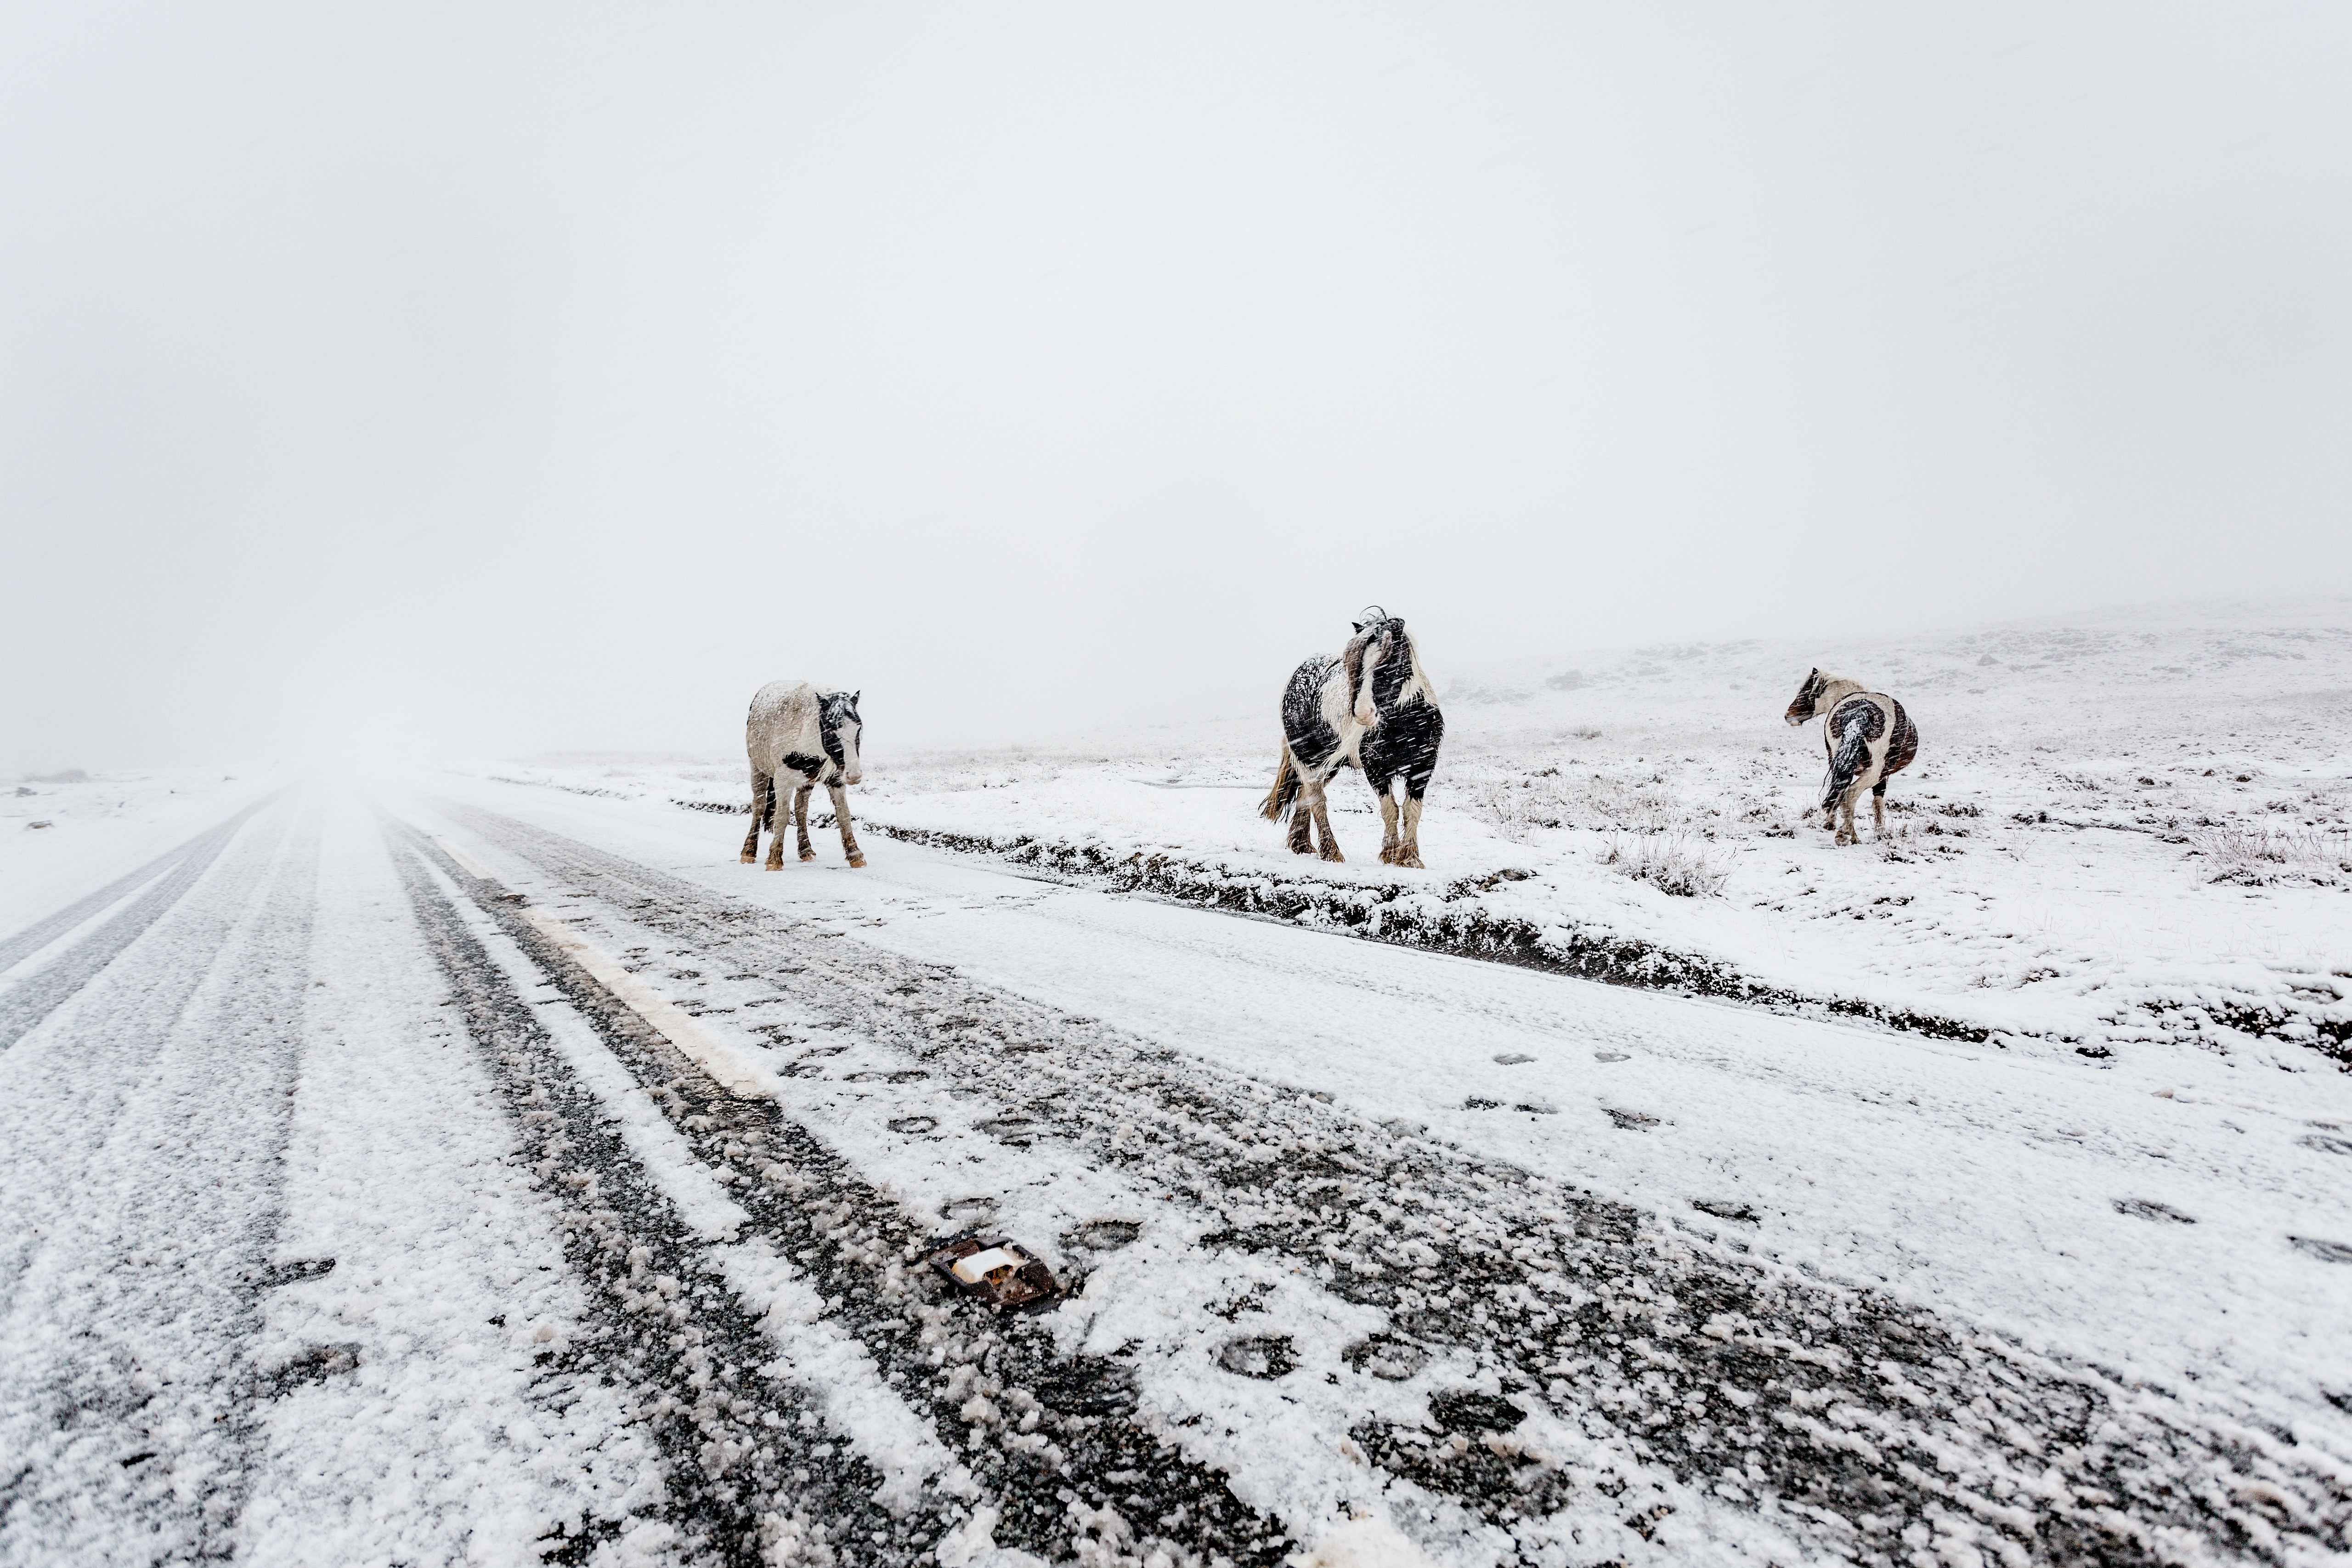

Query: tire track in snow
[451,805,2352,1568]
[396,825,1301,1568]
[390,830,941,1567]
[0,795,278,1052]
[0,796,314,1565]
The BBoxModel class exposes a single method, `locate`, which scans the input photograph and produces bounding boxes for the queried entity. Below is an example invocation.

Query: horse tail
[763,775,777,829]
[1261,745,1301,824]
[1821,719,1871,810]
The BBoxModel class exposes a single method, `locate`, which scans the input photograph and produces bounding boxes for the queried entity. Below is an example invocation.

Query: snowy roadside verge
[835,817,2007,1045]
[467,775,2352,1073]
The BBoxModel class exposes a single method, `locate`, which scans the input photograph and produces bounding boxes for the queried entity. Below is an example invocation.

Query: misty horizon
[6,3,2348,772]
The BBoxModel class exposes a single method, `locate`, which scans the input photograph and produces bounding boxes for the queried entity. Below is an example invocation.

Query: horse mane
[1341,630,1371,716]
[1394,626,1436,708]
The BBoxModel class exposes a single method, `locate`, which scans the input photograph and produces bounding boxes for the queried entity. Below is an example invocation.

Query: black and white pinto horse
[1260,610,1444,867]
[1783,669,1919,846]
[740,680,866,869]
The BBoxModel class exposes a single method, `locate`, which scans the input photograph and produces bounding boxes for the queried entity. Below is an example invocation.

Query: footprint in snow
[1216,1336,1295,1380]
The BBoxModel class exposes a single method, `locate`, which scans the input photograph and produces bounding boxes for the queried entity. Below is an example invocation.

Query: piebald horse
[1261,609,1444,867]
[1783,669,1918,846]
[741,681,866,869]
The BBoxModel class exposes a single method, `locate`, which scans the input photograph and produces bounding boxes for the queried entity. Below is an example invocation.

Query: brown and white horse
[1783,669,1918,846]
[741,681,865,869]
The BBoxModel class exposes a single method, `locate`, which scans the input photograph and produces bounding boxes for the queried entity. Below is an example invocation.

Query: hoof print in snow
[1216,1336,1296,1380]
[246,1258,336,1290]
[1344,1336,1430,1382]
[1064,1219,1142,1253]
[976,1115,1037,1147]
[927,1234,1061,1308]
[888,1115,938,1135]
[1464,1097,1503,1111]
[1691,1199,1760,1224]
[2300,1133,2352,1157]
[1605,1108,1661,1131]
[1493,1053,1535,1065]
[2289,1236,2352,1264]
[1429,1390,1525,1433]
[2114,1199,2196,1223]
[1594,1051,1631,1063]
[264,1342,362,1390]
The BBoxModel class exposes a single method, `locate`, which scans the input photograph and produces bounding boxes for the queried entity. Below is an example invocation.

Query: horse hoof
[848,855,867,869]
[763,861,784,872]
[739,853,755,864]
[1398,855,1424,870]
[800,852,816,863]
[1320,850,1346,864]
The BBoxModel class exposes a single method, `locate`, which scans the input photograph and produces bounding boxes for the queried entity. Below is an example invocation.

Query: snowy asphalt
[2,784,2346,1567]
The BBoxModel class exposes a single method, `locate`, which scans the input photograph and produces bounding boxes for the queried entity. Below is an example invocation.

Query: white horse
[1782,669,1919,846]
[741,682,865,869]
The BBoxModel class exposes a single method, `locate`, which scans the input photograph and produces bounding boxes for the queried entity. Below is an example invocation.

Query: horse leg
[1397,792,1427,870]
[1376,785,1401,865]
[1287,807,1315,855]
[763,778,792,869]
[794,785,816,861]
[741,770,769,864]
[1284,747,1316,855]
[1872,781,1889,839]
[1834,788,1858,847]
[1306,779,1344,862]
[830,782,866,867]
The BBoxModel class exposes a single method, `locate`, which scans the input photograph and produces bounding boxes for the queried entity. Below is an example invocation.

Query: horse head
[820,690,864,784]
[1785,669,1837,726]
[1785,668,1860,726]
[1345,607,1409,727]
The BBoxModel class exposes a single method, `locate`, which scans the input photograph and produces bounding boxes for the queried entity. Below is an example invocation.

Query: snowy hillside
[457,600,2352,1074]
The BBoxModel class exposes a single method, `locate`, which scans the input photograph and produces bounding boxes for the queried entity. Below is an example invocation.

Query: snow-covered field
[6,600,2351,1568]
[457,599,2352,1075]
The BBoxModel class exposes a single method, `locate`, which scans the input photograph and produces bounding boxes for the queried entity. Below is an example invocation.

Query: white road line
[429,859,969,1516]
[492,889,777,1099]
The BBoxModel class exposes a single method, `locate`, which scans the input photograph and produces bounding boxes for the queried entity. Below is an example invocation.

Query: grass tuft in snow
[2188,825,2351,887]
[1595,830,1728,897]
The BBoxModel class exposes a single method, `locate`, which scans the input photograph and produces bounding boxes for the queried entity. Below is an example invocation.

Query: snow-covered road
[4,778,2347,1567]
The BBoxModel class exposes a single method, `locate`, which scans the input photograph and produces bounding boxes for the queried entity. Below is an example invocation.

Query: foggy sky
[5,2,2348,770]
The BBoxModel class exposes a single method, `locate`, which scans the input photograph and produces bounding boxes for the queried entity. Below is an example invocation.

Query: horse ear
[851,691,860,705]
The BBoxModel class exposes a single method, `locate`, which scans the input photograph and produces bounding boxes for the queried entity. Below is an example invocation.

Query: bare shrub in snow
[1597,831,1728,897]
[2188,826,2350,887]
[1460,776,1575,841]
